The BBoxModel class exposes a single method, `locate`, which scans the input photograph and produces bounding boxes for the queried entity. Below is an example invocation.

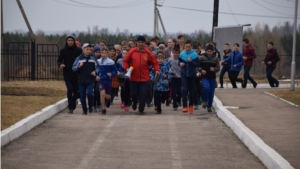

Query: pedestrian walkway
[1,99,264,169]
[215,88,300,169]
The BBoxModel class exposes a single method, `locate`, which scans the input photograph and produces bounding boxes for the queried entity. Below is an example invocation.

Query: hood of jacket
[180,49,198,62]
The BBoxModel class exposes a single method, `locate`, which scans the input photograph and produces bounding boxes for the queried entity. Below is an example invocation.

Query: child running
[97,47,118,115]
[168,47,182,110]
[151,52,172,114]
[198,44,220,112]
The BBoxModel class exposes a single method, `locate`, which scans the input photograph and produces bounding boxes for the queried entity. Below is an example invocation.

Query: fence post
[31,38,36,80]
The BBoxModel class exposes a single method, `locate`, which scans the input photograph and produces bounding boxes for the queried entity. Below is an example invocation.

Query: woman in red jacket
[123,35,160,115]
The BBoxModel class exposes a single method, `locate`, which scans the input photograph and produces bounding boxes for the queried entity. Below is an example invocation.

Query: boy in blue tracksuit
[151,53,172,114]
[97,47,118,115]
[198,44,220,112]
[72,43,99,115]
[178,40,200,114]
[223,43,244,88]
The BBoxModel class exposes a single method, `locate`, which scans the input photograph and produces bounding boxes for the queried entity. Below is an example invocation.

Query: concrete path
[215,88,300,169]
[1,98,265,169]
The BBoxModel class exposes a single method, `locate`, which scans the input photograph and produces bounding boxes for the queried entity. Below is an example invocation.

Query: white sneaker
[77,99,81,105]
[115,96,118,100]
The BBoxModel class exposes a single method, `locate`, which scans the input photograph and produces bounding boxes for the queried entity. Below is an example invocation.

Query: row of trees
[2,22,299,56]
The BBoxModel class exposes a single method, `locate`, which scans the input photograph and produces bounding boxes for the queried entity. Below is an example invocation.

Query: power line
[162,5,299,19]
[68,0,151,8]
[225,0,239,24]
[251,0,295,16]
[52,0,95,8]
[261,0,297,8]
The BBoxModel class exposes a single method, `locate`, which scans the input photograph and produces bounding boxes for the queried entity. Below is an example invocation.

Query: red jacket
[243,43,256,66]
[123,47,159,82]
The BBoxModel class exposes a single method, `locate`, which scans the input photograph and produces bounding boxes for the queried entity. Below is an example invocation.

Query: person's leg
[171,79,178,108]
[146,81,153,105]
[219,67,226,88]
[201,78,210,108]
[177,78,182,106]
[86,83,94,112]
[229,71,238,88]
[71,80,79,110]
[188,77,195,113]
[266,66,276,87]
[181,76,188,108]
[243,66,251,88]
[65,80,74,111]
[138,81,149,113]
[207,78,216,108]
[130,81,139,110]
[154,90,162,113]
[124,80,130,106]
[247,66,257,87]
[104,83,112,108]
[79,84,87,113]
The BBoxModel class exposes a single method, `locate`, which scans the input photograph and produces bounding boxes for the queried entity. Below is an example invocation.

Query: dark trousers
[194,78,202,104]
[266,66,278,87]
[130,81,149,112]
[181,76,195,107]
[146,81,154,104]
[219,65,230,87]
[121,80,131,106]
[93,82,100,107]
[111,87,119,102]
[79,83,94,112]
[229,70,243,88]
[65,80,79,110]
[171,78,182,108]
[243,66,257,88]
[154,90,168,112]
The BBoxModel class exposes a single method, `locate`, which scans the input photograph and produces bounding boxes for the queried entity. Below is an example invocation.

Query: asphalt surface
[215,88,300,169]
[1,97,265,169]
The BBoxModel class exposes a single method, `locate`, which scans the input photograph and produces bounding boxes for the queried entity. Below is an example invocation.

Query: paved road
[1,98,265,169]
[215,88,300,169]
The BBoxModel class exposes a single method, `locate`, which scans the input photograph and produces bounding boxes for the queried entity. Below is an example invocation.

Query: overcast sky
[3,0,299,35]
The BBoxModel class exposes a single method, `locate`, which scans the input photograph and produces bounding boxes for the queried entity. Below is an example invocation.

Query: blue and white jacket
[224,50,244,72]
[97,57,118,84]
[151,61,172,91]
[72,54,99,85]
[178,49,200,77]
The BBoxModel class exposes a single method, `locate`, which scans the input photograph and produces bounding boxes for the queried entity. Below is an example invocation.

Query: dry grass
[268,89,300,106]
[1,81,66,130]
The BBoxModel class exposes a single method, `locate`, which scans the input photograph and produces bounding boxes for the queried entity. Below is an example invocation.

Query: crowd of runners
[57,34,280,115]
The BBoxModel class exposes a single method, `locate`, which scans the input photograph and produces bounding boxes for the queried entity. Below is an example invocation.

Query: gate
[2,40,60,81]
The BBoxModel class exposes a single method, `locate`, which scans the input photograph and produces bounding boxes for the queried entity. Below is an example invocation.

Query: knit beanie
[206,44,214,51]
[66,35,75,41]
[136,35,146,42]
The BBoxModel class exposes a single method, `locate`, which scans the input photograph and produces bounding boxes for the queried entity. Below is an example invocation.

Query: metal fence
[1,40,60,81]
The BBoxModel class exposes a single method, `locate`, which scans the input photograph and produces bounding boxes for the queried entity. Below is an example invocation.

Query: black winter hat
[205,44,214,51]
[66,35,75,41]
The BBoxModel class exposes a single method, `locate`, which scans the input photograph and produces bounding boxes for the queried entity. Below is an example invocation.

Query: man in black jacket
[57,35,82,113]
[262,41,280,87]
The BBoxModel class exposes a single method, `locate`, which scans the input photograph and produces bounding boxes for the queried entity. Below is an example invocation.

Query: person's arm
[214,58,220,73]
[247,48,256,59]
[224,53,232,63]
[123,48,134,70]
[72,57,80,72]
[148,50,160,72]
[110,64,118,76]
[190,54,200,67]
[57,50,64,67]
[273,50,280,63]
[236,53,244,67]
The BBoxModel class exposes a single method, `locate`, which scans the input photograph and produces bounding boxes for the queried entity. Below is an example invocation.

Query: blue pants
[79,83,94,113]
[202,78,216,108]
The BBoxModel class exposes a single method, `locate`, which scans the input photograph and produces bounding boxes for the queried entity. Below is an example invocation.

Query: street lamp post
[290,0,298,91]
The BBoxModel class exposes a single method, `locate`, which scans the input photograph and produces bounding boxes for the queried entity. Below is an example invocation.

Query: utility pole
[154,0,158,37]
[290,0,298,91]
[1,0,4,81]
[211,0,219,41]
[16,0,35,38]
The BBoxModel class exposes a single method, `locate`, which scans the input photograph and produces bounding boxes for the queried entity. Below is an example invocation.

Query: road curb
[213,96,294,169]
[263,91,299,108]
[1,98,68,147]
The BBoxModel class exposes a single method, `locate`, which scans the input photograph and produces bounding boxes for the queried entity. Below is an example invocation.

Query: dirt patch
[268,89,300,106]
[1,81,67,130]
